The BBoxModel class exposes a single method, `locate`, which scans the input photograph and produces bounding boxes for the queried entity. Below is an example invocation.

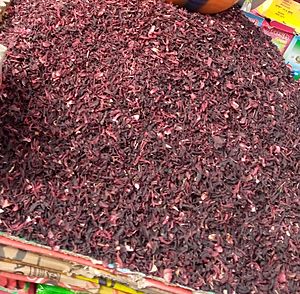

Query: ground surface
[0,0,299,293]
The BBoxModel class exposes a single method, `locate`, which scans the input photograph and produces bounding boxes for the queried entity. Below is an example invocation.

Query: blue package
[243,11,265,27]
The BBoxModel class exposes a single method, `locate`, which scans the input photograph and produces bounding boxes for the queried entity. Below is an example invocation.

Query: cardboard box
[0,233,212,294]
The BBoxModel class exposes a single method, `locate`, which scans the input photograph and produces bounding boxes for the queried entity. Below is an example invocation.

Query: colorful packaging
[255,0,300,33]
[261,21,295,54]
[243,11,266,27]
[37,284,76,294]
[242,1,300,81]
[283,35,300,72]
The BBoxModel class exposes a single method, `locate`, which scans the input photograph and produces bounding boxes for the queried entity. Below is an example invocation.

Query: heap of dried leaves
[0,0,299,292]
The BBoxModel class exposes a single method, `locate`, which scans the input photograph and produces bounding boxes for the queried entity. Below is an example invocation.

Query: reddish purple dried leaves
[0,0,299,293]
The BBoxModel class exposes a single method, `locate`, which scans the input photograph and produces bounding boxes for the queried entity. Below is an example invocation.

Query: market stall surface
[0,0,299,293]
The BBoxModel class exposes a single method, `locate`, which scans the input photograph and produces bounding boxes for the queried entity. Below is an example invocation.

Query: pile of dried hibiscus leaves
[0,0,299,293]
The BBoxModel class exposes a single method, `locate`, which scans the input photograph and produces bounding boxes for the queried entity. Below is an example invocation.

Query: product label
[261,21,294,54]
[284,36,300,72]
[255,0,300,33]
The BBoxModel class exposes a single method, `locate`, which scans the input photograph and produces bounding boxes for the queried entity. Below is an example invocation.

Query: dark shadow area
[0,66,32,181]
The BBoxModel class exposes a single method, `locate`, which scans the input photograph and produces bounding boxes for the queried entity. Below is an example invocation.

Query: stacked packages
[242,0,300,80]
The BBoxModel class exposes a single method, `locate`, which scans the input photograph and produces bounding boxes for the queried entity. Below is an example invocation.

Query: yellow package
[256,0,300,32]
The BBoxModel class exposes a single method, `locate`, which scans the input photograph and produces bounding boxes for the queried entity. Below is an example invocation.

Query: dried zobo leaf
[0,0,299,293]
